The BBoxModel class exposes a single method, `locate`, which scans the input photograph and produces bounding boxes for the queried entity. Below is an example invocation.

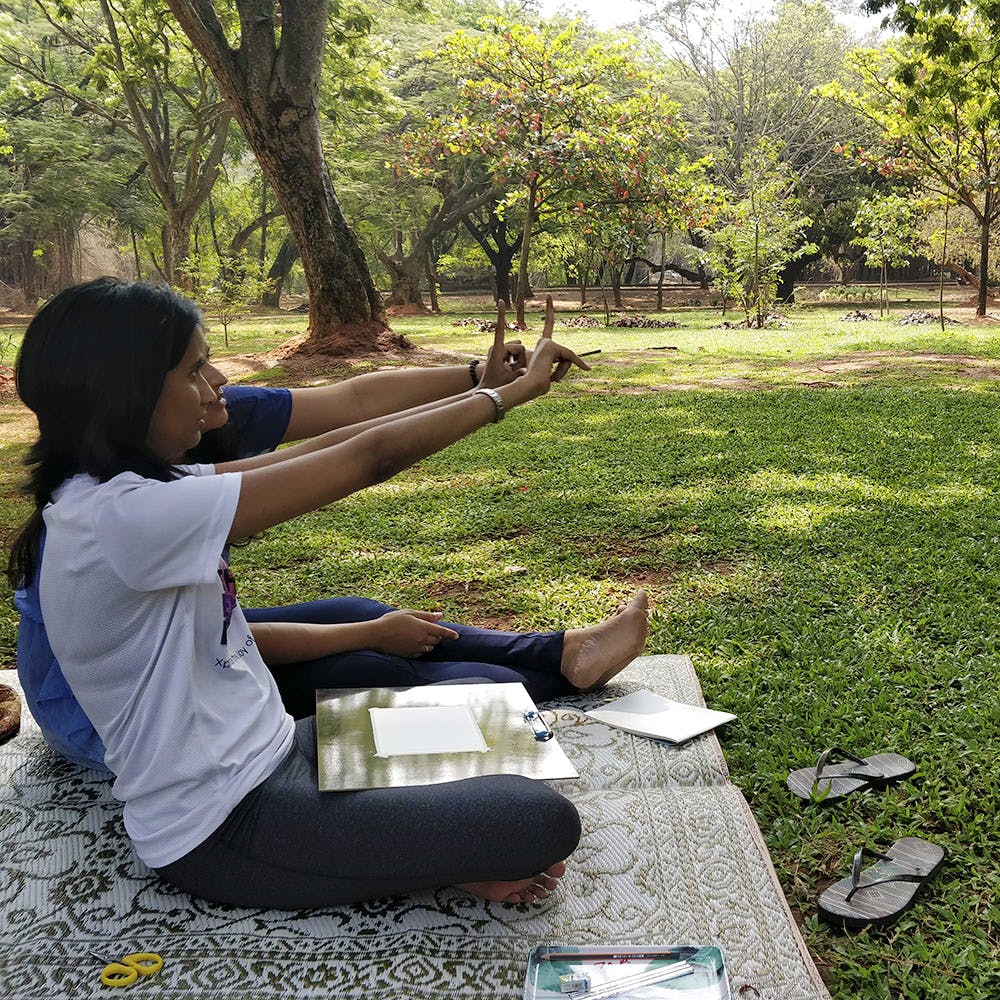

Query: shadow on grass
[230,385,1000,998]
[1,381,997,997]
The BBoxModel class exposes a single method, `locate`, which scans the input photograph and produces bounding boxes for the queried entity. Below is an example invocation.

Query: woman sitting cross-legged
[6,278,646,909]
[13,308,648,773]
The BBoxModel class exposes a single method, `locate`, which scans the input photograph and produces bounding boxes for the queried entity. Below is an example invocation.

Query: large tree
[657,0,875,300]
[824,16,1000,315]
[409,17,687,327]
[0,0,230,286]
[163,0,389,349]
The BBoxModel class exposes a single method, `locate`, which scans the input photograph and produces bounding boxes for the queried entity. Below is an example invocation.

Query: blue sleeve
[224,385,293,458]
[15,536,111,773]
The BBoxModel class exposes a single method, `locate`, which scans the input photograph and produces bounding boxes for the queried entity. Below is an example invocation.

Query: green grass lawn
[2,297,999,998]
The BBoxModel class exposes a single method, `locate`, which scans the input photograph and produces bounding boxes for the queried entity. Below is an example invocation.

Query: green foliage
[400,15,698,315]
[707,142,817,327]
[851,193,924,314]
[664,0,876,287]
[824,14,1000,312]
[182,249,272,346]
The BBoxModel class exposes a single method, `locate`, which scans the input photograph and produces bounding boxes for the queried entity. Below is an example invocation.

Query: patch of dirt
[421,579,521,629]
[423,579,492,605]
[0,311,32,328]
[269,325,413,366]
[465,614,520,630]
[251,342,465,384]
[0,365,15,399]
[627,569,680,591]
[215,357,273,380]
[798,351,1000,379]
[0,406,36,443]
[385,302,433,317]
[701,559,735,575]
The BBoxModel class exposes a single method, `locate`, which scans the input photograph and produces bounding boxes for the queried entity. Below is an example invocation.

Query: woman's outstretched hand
[371,610,459,657]
[518,296,589,396]
[478,301,529,389]
[479,296,587,402]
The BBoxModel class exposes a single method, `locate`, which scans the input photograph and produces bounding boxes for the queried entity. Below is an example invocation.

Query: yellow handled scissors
[92,951,164,988]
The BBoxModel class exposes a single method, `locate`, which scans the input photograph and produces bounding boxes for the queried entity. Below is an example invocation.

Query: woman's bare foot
[457,861,567,904]
[560,590,649,693]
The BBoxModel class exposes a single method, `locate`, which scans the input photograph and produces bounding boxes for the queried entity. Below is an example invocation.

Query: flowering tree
[403,18,690,327]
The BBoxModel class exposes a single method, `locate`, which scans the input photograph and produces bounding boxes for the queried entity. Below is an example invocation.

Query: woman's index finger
[494,301,507,350]
[541,295,554,339]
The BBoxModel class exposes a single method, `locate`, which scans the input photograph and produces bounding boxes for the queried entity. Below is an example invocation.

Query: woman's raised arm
[219,304,535,474]
[278,313,531,443]
[224,330,587,543]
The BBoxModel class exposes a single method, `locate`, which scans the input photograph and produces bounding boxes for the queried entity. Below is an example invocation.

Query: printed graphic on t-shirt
[218,560,236,644]
[215,632,256,669]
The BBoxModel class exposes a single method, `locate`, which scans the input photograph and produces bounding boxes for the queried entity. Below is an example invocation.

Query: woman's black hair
[5,277,202,587]
[187,416,239,465]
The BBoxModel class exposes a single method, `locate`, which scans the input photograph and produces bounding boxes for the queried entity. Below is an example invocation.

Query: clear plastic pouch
[523,945,731,1000]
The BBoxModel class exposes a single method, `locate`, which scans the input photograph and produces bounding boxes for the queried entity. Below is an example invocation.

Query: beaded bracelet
[469,358,480,386]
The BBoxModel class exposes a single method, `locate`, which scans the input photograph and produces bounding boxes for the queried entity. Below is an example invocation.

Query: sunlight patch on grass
[752,500,845,535]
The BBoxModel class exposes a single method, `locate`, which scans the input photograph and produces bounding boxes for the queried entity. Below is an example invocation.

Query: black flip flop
[818,837,946,929]
[786,746,915,802]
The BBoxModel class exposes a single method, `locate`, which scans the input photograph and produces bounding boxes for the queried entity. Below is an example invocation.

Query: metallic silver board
[316,682,579,790]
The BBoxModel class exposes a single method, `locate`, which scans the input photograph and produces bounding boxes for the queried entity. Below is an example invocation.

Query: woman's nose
[206,362,228,391]
[200,374,220,404]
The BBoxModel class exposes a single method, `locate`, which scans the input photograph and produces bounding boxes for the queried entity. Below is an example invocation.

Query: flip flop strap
[815,746,880,782]
[845,847,925,903]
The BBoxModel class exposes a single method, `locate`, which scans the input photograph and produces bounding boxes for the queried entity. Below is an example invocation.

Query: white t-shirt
[39,466,295,869]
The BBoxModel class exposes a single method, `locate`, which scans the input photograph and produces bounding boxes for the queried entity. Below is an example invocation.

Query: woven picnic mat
[0,658,829,1000]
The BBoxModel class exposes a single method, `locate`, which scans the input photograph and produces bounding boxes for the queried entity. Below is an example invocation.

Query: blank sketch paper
[370,705,489,757]
[316,682,578,790]
[586,689,735,744]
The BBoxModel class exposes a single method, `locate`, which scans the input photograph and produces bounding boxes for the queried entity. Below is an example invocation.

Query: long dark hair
[6,278,202,587]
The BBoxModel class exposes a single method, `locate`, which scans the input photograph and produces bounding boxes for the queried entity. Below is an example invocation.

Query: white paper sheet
[369,705,490,757]
[585,689,735,744]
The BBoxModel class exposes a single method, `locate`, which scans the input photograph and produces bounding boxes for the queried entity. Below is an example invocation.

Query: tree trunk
[939,201,949,333]
[380,177,493,313]
[130,227,142,279]
[162,211,194,286]
[462,207,521,306]
[496,267,513,306]
[378,250,428,311]
[776,250,821,304]
[687,229,711,289]
[250,116,386,343]
[164,0,388,351]
[978,190,991,317]
[514,176,538,329]
[611,265,623,309]
[425,250,440,313]
[656,232,667,311]
[261,236,300,307]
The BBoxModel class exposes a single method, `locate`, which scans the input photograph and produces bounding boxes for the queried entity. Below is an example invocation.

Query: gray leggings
[155,716,582,909]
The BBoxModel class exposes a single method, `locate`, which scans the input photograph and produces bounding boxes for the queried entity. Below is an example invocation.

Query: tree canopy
[1,0,997,344]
